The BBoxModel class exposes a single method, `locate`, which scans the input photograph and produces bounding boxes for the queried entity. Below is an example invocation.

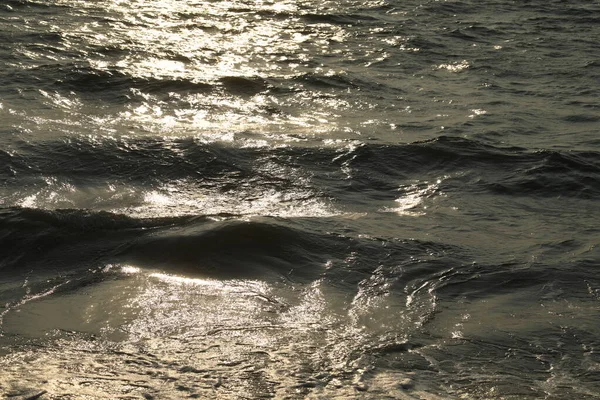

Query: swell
[419,0,482,16]
[121,218,335,281]
[6,31,65,46]
[342,137,600,199]
[0,207,459,284]
[2,0,69,10]
[430,260,598,302]
[291,72,363,90]
[300,12,380,26]
[6,64,269,97]
[3,136,600,200]
[5,137,251,184]
[0,207,191,275]
[1,205,596,317]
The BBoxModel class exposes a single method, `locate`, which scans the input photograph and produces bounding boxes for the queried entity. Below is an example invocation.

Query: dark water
[1,0,599,398]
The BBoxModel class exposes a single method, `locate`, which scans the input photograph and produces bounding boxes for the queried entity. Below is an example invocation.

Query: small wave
[122,219,335,281]
[420,0,480,16]
[218,76,269,96]
[560,114,600,123]
[293,72,362,90]
[11,31,65,45]
[340,136,525,175]
[8,136,249,182]
[14,64,269,98]
[4,136,599,214]
[3,0,67,9]
[0,205,465,284]
[0,207,198,273]
[431,262,548,300]
[0,207,339,280]
[339,137,600,198]
[485,150,600,198]
[1,136,340,218]
[301,12,379,26]
[447,29,478,41]
[0,206,193,232]
[52,65,213,95]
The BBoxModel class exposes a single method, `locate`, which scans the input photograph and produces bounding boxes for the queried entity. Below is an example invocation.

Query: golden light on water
[2,0,445,220]
[46,0,362,141]
[3,0,599,397]
[381,179,445,216]
[0,260,418,398]
[2,2,450,389]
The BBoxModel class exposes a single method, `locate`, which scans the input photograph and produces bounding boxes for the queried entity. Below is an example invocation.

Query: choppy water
[1,0,599,398]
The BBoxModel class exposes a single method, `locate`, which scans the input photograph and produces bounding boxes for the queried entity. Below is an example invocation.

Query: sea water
[1,0,599,398]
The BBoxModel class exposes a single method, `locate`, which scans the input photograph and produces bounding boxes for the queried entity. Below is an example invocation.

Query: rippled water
[1,0,600,398]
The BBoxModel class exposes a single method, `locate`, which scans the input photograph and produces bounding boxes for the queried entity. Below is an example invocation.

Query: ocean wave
[10,31,65,45]
[7,136,250,182]
[0,207,333,276]
[292,72,364,90]
[3,0,66,9]
[0,207,193,274]
[3,136,600,206]
[483,150,600,198]
[121,219,335,281]
[10,64,270,98]
[300,12,380,26]
[0,205,465,283]
[1,0,600,397]
[341,137,600,198]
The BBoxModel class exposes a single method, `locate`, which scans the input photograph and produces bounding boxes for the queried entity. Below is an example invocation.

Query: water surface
[1,0,600,398]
